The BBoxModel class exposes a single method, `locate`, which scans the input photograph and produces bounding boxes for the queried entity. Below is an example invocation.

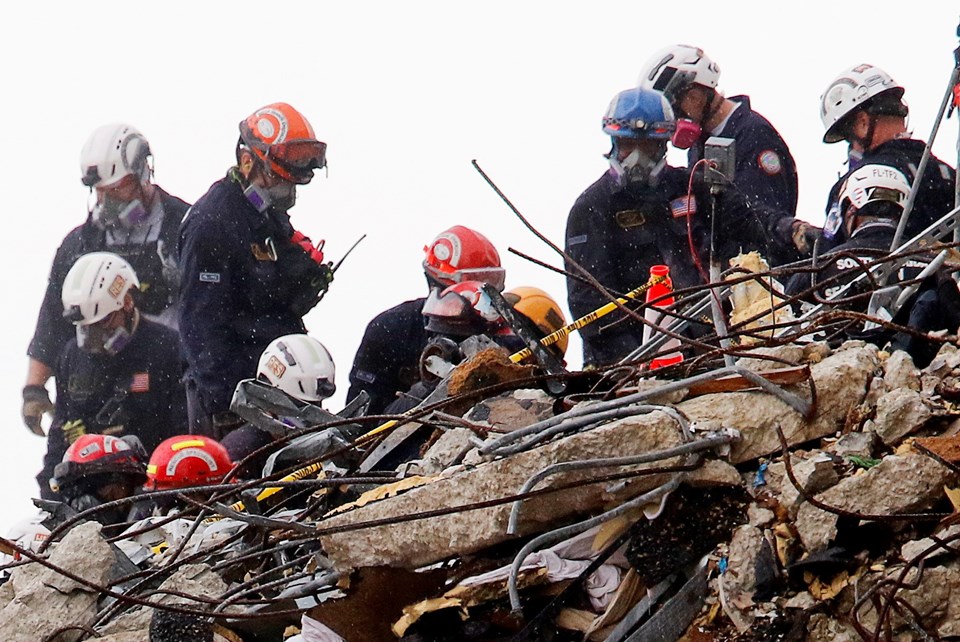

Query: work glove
[790,220,822,255]
[287,230,335,315]
[61,419,87,444]
[22,385,54,436]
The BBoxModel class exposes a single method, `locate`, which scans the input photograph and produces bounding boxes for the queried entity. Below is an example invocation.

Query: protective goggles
[423,265,507,292]
[240,123,327,170]
[423,285,502,324]
[267,139,328,172]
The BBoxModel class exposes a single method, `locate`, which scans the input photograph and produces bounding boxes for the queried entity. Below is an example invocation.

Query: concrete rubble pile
[7,335,960,641]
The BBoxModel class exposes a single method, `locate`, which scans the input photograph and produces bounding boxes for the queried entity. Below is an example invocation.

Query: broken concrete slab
[864,388,932,446]
[825,431,877,460]
[720,525,764,617]
[795,452,954,553]
[685,459,743,488]
[775,453,840,519]
[679,344,879,464]
[735,344,805,372]
[922,343,960,395]
[463,389,556,433]
[402,427,475,476]
[0,521,116,642]
[880,564,960,639]
[881,350,921,392]
[97,564,229,635]
[321,410,690,569]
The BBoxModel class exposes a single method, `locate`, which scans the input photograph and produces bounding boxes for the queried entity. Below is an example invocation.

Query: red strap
[290,230,324,263]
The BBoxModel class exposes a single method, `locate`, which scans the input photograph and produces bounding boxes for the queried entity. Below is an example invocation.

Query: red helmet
[239,103,327,185]
[50,434,147,494]
[422,226,506,290]
[145,435,234,490]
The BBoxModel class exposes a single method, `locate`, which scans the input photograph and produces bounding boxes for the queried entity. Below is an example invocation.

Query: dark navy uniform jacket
[28,188,188,369]
[178,174,313,418]
[689,96,799,265]
[823,138,956,248]
[786,219,958,368]
[346,297,428,416]
[565,168,705,367]
[785,220,925,310]
[38,319,187,498]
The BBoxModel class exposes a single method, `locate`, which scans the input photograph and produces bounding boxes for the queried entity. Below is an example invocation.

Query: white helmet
[820,64,906,143]
[257,334,336,403]
[61,252,139,326]
[839,164,910,212]
[637,45,720,104]
[79,123,152,188]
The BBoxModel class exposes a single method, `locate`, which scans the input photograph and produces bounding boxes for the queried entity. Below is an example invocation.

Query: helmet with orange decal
[422,226,505,291]
[239,103,327,185]
[145,435,234,490]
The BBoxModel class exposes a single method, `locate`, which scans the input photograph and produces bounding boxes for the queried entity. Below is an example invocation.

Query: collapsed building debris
[9,238,960,642]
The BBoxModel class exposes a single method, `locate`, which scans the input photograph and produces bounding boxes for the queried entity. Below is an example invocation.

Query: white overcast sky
[0,1,957,529]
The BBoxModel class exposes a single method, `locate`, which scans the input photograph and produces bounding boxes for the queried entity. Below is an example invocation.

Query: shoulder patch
[757,150,782,176]
[199,272,221,283]
[130,372,150,393]
[670,196,697,218]
[567,234,589,247]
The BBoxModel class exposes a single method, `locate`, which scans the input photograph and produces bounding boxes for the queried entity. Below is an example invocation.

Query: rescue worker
[383,282,567,415]
[144,435,234,491]
[638,45,811,263]
[48,433,149,530]
[369,283,567,471]
[565,86,702,367]
[786,164,960,366]
[820,64,956,246]
[346,225,506,415]
[23,124,189,437]
[787,165,919,304]
[1,434,148,576]
[37,252,187,498]
[222,333,339,478]
[178,103,332,438]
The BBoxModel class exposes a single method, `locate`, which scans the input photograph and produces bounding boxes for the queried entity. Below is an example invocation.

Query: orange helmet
[504,286,569,357]
[145,435,234,490]
[422,226,505,290]
[239,103,327,185]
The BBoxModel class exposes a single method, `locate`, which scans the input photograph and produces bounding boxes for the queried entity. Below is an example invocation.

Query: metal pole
[890,27,960,257]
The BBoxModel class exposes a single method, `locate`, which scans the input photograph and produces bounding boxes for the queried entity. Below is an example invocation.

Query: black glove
[282,232,335,316]
[22,385,53,436]
[790,220,822,255]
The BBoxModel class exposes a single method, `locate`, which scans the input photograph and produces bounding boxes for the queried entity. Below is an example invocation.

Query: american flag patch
[130,372,150,393]
[670,196,697,218]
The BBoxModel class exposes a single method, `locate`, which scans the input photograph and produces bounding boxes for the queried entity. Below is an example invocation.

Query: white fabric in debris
[286,613,346,642]
[458,523,628,611]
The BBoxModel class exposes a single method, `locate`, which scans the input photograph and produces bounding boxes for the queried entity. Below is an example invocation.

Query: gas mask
[76,315,132,356]
[244,182,297,214]
[671,119,702,150]
[607,140,667,189]
[92,194,149,230]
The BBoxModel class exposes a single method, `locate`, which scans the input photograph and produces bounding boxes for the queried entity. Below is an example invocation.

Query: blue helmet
[602,87,675,139]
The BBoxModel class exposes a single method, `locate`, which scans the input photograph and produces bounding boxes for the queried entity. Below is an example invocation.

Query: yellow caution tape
[509,274,665,363]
